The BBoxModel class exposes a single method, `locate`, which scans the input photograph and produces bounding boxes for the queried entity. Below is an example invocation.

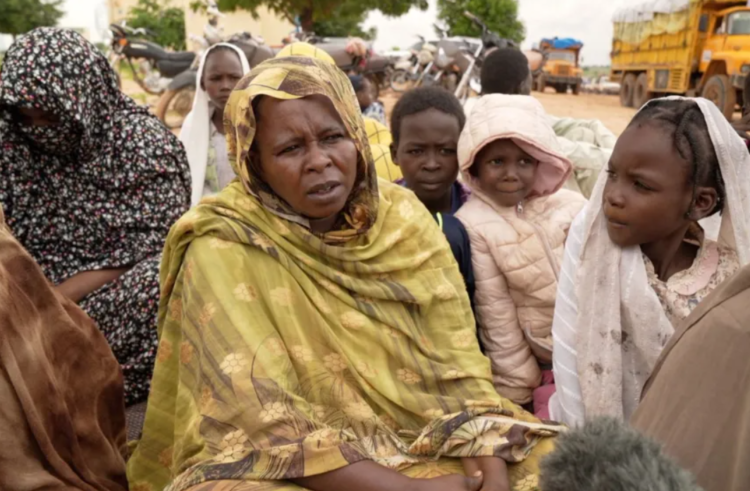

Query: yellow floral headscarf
[276,41,336,64]
[127,51,558,491]
[225,55,378,242]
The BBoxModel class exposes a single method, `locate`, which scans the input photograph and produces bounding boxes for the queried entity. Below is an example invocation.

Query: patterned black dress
[0,28,191,405]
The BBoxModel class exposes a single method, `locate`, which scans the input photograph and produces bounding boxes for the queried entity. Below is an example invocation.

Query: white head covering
[180,43,250,207]
[550,97,750,425]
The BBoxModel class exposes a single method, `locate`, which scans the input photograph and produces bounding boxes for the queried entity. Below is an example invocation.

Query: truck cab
[534,38,584,95]
[699,6,750,112]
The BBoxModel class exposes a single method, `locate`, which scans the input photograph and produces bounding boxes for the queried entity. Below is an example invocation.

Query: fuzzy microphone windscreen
[539,417,704,491]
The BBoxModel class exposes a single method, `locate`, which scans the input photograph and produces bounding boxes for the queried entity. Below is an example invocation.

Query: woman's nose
[304,143,333,172]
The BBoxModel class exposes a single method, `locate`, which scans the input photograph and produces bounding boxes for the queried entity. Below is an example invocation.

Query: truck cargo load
[611,0,750,118]
[534,37,584,95]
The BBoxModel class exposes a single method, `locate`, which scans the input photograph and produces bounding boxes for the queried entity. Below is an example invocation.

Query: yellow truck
[612,0,750,118]
[535,38,584,95]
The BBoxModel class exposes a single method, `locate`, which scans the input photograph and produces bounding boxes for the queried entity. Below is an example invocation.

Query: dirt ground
[125,77,635,137]
[381,89,636,137]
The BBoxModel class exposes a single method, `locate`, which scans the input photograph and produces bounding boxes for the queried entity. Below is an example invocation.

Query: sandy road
[533,91,637,136]
[382,89,636,137]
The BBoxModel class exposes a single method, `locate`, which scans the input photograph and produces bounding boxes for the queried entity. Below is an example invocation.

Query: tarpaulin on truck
[541,37,584,49]
[612,0,696,44]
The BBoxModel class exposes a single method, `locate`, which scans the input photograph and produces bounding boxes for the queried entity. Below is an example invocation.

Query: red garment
[533,370,555,420]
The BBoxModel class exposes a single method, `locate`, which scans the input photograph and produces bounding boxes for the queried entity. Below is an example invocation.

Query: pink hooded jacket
[455,95,586,404]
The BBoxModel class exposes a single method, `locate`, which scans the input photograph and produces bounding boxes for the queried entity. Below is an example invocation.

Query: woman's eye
[606,170,617,180]
[634,181,651,191]
[519,158,536,166]
[324,133,344,142]
[407,149,423,156]
[488,159,503,165]
[280,145,300,155]
[440,148,457,156]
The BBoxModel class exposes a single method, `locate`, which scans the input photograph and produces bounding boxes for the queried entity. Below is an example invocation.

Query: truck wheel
[535,75,546,93]
[702,74,737,120]
[633,73,652,108]
[620,73,637,108]
[572,82,581,95]
[555,84,567,94]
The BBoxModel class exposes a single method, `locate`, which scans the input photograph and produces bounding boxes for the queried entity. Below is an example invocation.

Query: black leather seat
[124,40,196,63]
[157,58,194,77]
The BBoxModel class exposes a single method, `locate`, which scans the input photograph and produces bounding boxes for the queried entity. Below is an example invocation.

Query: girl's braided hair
[629,99,726,216]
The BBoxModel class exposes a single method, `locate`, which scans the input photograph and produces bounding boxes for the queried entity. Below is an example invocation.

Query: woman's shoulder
[111,110,188,167]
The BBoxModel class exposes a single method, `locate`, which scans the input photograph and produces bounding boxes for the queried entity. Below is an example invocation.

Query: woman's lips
[307,181,342,200]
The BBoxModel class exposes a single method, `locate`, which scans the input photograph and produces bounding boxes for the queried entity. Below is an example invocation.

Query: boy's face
[392,108,461,208]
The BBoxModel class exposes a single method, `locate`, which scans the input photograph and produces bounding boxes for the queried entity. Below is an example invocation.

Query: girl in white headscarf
[550,97,750,426]
[180,43,250,206]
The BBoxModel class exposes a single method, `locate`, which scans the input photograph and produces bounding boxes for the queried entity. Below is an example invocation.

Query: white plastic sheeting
[613,0,691,23]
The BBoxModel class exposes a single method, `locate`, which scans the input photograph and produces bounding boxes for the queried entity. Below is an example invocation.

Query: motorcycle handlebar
[463,11,483,27]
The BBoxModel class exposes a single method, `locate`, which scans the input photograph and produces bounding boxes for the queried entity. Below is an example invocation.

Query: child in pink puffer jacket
[456,95,586,416]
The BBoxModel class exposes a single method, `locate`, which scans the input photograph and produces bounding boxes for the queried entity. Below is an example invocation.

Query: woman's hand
[411,472,485,491]
[461,457,510,491]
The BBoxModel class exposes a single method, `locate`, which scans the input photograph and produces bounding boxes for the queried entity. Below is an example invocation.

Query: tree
[312,3,377,39]
[213,0,427,34]
[437,0,524,45]
[127,0,187,51]
[0,0,64,41]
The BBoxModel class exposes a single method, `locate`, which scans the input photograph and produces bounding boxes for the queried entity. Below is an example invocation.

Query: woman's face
[603,124,716,247]
[473,138,538,208]
[202,49,244,111]
[252,95,359,221]
[16,107,60,127]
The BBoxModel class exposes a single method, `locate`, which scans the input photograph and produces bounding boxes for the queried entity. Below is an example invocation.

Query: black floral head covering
[0,28,190,284]
[1,28,132,159]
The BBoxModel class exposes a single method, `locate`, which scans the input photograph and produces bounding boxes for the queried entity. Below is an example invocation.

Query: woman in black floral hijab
[0,28,191,406]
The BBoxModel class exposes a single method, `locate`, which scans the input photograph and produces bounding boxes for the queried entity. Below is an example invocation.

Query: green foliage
[127,0,187,51]
[312,3,377,39]
[214,0,426,32]
[0,0,64,38]
[437,0,524,44]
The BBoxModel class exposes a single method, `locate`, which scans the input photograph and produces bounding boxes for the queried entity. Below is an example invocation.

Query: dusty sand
[381,89,636,137]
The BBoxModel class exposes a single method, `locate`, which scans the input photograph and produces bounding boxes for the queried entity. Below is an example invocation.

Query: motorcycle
[154,32,275,129]
[453,11,518,101]
[108,22,197,96]
[389,36,437,93]
[299,36,392,97]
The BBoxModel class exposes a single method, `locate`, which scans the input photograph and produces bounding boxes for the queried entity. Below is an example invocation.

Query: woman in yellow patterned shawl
[127,55,557,491]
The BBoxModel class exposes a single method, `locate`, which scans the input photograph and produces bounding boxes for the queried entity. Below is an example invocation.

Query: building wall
[108,0,293,47]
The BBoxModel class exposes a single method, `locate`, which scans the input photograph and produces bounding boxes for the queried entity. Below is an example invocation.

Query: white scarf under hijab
[180,43,250,207]
[551,97,750,425]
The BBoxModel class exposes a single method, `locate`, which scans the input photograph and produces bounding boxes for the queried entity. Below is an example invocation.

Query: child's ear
[390,142,400,167]
[691,186,719,220]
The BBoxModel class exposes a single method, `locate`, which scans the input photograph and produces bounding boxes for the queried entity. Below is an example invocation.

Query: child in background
[349,75,386,126]
[180,43,250,206]
[466,48,615,199]
[390,87,475,315]
[456,94,586,416]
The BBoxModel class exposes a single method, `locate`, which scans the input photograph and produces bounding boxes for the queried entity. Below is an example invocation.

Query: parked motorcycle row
[108,9,515,128]
[388,12,517,103]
